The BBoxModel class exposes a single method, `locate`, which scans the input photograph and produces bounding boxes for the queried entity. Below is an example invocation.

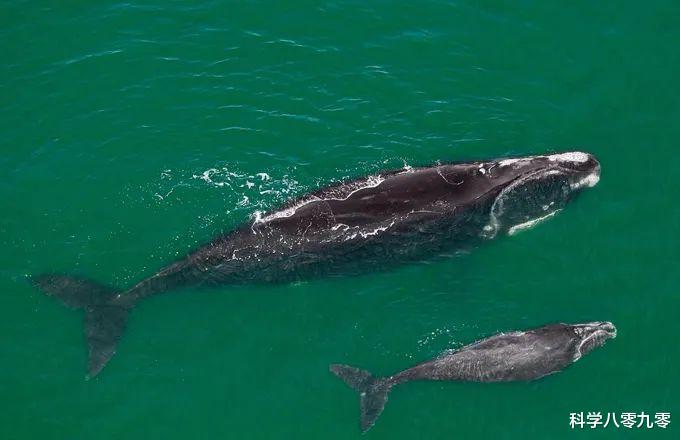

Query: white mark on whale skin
[331,223,350,231]
[343,219,397,241]
[508,209,562,236]
[436,167,464,185]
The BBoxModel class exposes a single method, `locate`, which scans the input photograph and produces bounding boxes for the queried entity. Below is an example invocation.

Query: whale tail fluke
[31,274,133,378]
[330,363,393,432]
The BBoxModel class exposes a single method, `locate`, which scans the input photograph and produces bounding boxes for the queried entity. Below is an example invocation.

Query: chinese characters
[569,412,670,429]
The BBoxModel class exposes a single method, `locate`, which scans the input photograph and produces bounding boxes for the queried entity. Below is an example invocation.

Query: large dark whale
[33,151,601,377]
[331,321,617,432]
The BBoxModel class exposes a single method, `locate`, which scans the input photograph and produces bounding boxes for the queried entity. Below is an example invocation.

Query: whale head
[570,321,617,361]
[481,151,601,237]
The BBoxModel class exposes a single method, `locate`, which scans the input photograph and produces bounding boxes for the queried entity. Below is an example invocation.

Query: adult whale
[32,151,601,377]
[331,321,617,431]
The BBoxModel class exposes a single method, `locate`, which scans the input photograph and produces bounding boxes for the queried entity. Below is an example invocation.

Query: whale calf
[331,321,617,432]
[32,151,601,377]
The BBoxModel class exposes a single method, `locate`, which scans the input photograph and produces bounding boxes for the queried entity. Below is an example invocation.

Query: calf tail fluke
[31,274,134,378]
[330,364,393,432]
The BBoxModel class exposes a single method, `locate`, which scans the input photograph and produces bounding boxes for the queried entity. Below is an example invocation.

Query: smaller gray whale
[330,321,616,431]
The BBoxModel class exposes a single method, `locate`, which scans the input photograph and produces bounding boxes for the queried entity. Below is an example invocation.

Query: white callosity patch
[499,151,591,168]
[507,209,562,236]
[547,151,591,163]
[498,158,526,167]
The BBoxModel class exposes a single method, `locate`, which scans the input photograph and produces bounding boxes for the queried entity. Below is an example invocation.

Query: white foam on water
[193,168,225,186]
[507,209,562,236]
[237,195,249,207]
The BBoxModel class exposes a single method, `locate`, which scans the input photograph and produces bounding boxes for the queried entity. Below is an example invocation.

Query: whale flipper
[31,274,132,378]
[330,364,392,432]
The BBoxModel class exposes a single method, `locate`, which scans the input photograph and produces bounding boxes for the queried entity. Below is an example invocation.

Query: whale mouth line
[483,154,600,239]
[482,166,562,238]
[575,332,605,361]
[569,171,600,190]
[507,209,562,236]
[573,322,617,361]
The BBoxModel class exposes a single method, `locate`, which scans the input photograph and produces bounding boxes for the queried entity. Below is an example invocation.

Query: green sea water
[2,1,679,438]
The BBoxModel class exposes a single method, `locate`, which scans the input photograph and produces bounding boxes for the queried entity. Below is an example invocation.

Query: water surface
[2,1,678,438]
